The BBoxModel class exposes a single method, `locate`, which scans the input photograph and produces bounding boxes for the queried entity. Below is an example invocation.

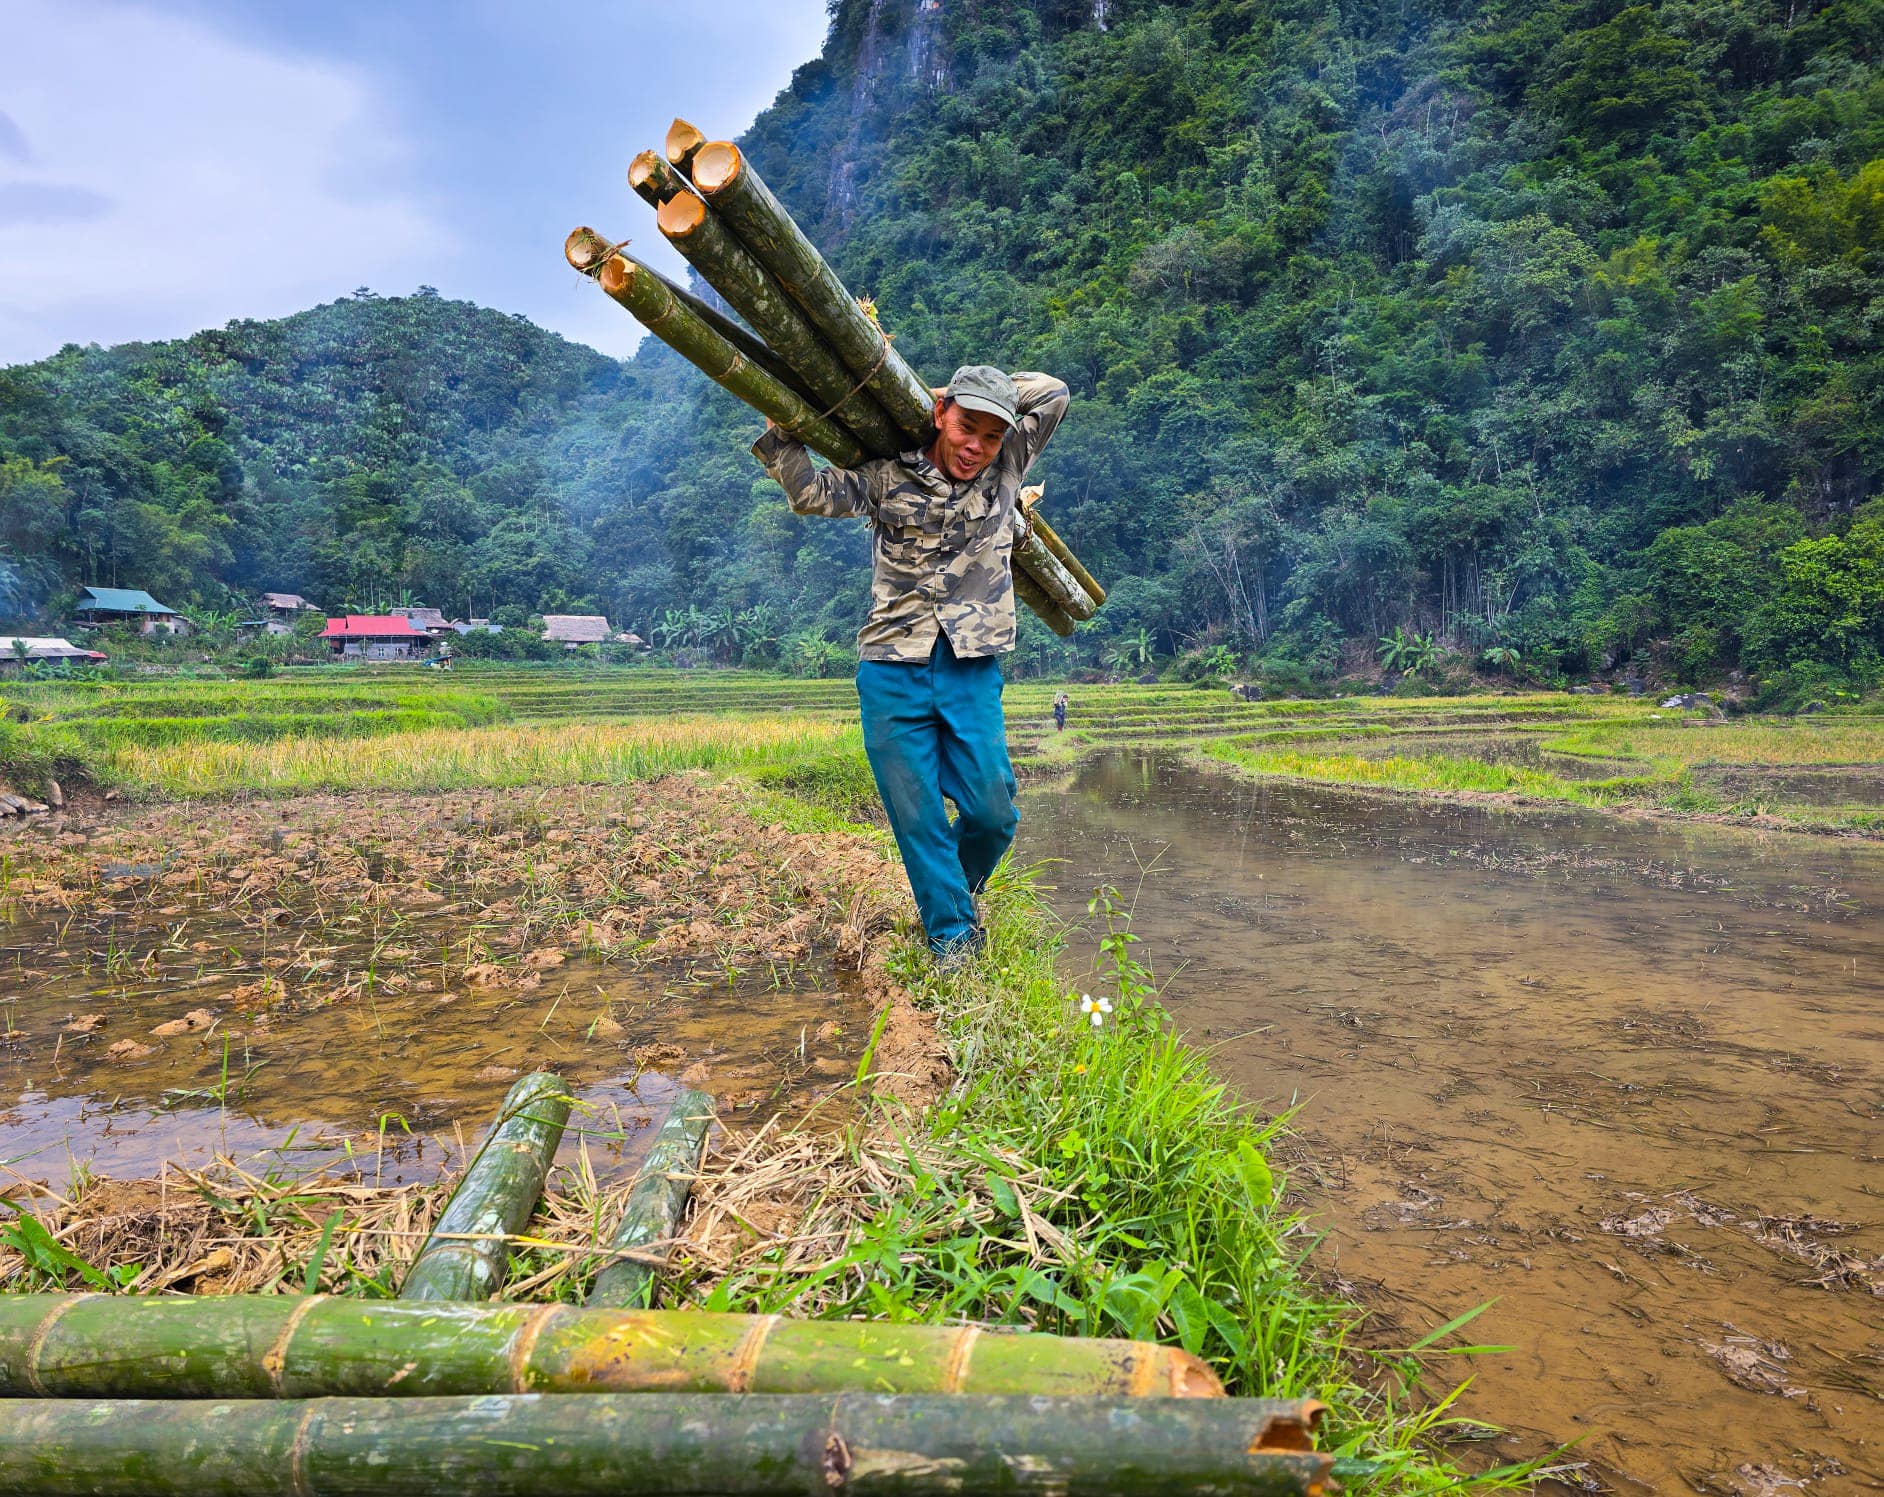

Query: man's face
[930,397,1010,482]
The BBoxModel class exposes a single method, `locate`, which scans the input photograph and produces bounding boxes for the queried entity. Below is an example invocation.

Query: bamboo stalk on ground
[591,251,864,466]
[691,141,937,446]
[1015,521,1097,620]
[0,1393,1334,1496]
[658,191,907,458]
[398,1071,570,1301]
[0,1296,1229,1400]
[1013,567,1077,637]
[588,1085,715,1307]
[628,150,685,208]
[565,228,817,402]
[665,117,708,176]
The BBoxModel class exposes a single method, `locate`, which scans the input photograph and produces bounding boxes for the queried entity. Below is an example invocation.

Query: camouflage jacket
[750,372,1070,662]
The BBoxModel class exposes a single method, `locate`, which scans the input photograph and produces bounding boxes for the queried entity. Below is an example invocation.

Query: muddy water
[1019,753,1882,1495]
[0,910,871,1189]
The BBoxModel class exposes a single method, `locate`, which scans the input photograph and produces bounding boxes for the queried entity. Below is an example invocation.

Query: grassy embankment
[0,664,1507,1488]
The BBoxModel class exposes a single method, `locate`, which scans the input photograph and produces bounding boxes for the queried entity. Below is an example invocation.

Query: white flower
[1078,993,1114,1028]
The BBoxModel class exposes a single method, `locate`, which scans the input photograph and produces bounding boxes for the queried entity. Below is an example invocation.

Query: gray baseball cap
[944,365,1018,426]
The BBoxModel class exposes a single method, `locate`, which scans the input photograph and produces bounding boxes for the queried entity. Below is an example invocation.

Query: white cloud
[0,1,447,365]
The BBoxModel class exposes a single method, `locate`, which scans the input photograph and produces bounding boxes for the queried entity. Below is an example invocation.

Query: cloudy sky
[0,0,830,367]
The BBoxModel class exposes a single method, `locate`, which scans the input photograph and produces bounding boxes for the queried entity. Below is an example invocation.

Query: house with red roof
[318,614,431,661]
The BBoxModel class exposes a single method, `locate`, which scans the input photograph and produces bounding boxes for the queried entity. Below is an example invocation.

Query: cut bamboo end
[599,255,633,297]
[1252,1400,1328,1453]
[666,118,707,174]
[690,141,741,194]
[564,226,615,276]
[628,150,684,208]
[656,191,708,239]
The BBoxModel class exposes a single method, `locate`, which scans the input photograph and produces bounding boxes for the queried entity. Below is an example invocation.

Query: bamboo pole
[1013,567,1078,637]
[658,191,907,458]
[399,1071,570,1302]
[593,252,864,467]
[0,1393,1334,1495]
[1015,522,1097,620]
[0,1296,1230,1400]
[1022,497,1107,607]
[628,150,685,209]
[565,228,816,402]
[666,118,708,177]
[691,141,937,446]
[588,1085,714,1307]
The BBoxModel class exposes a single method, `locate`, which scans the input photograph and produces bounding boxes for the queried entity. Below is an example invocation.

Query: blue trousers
[857,633,1018,954]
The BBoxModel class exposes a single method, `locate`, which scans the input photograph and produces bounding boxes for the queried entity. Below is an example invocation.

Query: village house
[259,593,321,635]
[72,586,191,635]
[318,614,431,661]
[541,614,611,650]
[0,637,108,673]
[389,605,455,637]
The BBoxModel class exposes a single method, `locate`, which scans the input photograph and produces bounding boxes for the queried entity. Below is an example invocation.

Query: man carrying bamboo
[753,366,1070,966]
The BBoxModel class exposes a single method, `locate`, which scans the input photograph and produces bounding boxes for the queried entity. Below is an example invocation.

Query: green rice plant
[102,716,860,797]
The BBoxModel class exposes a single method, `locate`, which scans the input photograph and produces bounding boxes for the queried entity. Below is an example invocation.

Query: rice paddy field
[0,662,1877,1493]
[6,665,1875,833]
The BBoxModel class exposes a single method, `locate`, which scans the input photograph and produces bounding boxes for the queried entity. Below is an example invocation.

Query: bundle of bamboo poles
[566,119,1105,637]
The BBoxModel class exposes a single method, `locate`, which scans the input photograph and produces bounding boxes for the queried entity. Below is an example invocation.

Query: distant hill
[3,0,1879,696]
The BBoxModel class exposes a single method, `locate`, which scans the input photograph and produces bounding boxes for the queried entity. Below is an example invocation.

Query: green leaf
[303,1208,345,1295]
[1406,1300,1497,1354]
[1167,1276,1212,1355]
[1232,1139,1275,1209]
[0,1210,115,1290]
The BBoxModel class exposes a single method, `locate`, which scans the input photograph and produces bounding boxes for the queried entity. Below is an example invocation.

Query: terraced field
[4,666,1876,829]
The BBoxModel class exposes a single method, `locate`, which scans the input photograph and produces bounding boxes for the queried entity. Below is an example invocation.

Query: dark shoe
[932,926,985,975]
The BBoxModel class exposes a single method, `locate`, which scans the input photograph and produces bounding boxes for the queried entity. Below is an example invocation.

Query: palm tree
[1482,644,1522,677]
[1378,626,1439,675]
[1113,626,1155,669]
[654,609,690,649]
[704,608,742,662]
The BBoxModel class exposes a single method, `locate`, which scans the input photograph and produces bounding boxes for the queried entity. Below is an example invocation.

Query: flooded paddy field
[1020,752,1882,1495]
[0,776,911,1191]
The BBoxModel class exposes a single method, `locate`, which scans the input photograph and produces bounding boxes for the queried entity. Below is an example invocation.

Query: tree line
[2,0,1878,700]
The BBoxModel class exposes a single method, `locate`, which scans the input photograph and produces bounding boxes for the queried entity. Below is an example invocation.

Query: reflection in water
[0,921,869,1188]
[1019,753,1882,1495]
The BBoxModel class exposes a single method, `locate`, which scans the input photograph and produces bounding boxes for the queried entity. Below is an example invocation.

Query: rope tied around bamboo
[656,189,906,456]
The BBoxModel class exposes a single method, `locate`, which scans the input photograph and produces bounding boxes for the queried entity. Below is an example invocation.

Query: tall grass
[107,716,859,796]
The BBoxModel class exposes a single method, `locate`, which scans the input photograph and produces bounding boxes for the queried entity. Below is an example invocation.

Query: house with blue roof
[72,586,191,635]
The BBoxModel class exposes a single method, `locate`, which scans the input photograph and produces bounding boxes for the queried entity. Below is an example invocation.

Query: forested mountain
[3,0,1879,693]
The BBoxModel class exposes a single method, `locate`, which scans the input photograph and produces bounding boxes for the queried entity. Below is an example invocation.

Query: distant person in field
[754,366,1070,968]
[1053,690,1068,732]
